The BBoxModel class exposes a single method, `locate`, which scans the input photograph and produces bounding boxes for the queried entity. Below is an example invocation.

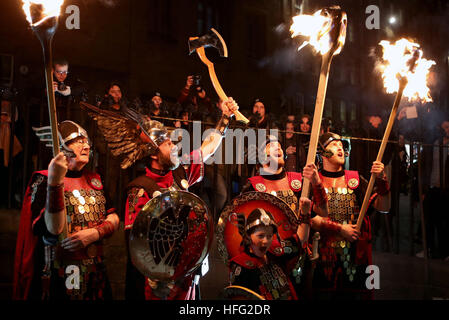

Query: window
[348,21,354,43]
[247,13,267,61]
[197,0,219,34]
[350,103,357,121]
[296,92,304,109]
[339,66,346,84]
[340,100,347,122]
[0,54,13,87]
[350,68,357,86]
[148,0,172,41]
[325,98,333,118]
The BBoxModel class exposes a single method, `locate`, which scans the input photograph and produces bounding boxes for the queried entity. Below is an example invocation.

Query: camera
[193,75,201,87]
[57,82,67,91]
[191,75,202,92]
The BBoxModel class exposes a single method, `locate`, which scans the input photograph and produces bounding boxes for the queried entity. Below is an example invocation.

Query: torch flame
[290,10,331,55]
[22,0,64,27]
[376,38,435,102]
[290,9,346,55]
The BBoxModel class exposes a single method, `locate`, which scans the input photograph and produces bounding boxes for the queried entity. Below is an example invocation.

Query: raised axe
[188,28,249,124]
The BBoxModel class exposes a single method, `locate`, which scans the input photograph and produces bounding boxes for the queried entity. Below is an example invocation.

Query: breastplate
[259,263,291,300]
[270,189,298,214]
[64,188,107,234]
[321,186,360,282]
[325,186,359,224]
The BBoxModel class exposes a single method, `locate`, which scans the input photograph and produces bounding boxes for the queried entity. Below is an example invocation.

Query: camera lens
[58,83,67,91]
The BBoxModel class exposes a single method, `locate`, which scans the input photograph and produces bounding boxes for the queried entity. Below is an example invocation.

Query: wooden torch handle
[356,79,407,231]
[300,53,333,199]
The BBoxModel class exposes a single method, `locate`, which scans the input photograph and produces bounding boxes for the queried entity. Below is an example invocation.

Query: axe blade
[188,28,228,57]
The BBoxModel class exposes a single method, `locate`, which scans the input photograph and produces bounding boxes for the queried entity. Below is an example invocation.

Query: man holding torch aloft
[309,132,389,300]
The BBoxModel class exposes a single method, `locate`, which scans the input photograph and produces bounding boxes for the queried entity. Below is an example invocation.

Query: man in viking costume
[81,98,239,299]
[309,132,389,299]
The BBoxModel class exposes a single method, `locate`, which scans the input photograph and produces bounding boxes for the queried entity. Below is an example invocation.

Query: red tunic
[13,169,114,300]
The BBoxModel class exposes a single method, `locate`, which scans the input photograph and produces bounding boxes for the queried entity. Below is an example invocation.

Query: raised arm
[201,97,239,162]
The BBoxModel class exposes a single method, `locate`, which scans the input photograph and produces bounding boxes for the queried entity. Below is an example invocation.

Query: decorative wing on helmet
[32,120,90,158]
[80,102,155,169]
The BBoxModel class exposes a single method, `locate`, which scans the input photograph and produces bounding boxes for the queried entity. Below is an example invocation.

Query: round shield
[217,191,299,264]
[129,191,213,282]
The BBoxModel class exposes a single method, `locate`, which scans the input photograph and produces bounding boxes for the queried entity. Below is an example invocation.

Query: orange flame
[22,0,64,26]
[376,38,435,102]
[290,9,344,55]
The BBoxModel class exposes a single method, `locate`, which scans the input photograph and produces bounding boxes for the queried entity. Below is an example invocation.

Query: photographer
[178,75,213,122]
[51,59,84,122]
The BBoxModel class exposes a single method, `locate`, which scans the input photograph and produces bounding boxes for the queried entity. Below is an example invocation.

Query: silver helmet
[33,120,90,156]
[140,119,170,154]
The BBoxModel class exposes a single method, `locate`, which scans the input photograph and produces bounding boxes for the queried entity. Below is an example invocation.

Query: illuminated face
[66,137,90,170]
[108,85,122,103]
[442,121,449,138]
[253,102,266,118]
[181,112,189,121]
[249,225,274,258]
[265,141,285,168]
[152,95,162,108]
[54,64,68,82]
[285,122,295,139]
[300,117,311,133]
[157,139,180,171]
[369,116,382,129]
[323,140,345,168]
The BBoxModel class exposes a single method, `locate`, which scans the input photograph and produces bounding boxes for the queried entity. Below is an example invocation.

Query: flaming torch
[22,0,64,156]
[356,38,435,231]
[22,1,67,238]
[290,6,347,201]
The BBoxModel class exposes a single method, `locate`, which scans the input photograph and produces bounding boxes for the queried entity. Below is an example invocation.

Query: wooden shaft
[42,40,60,157]
[417,143,429,294]
[41,37,68,239]
[196,48,249,124]
[356,79,407,231]
[300,53,333,198]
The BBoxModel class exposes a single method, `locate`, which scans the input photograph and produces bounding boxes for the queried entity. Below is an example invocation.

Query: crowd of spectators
[1,59,448,261]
